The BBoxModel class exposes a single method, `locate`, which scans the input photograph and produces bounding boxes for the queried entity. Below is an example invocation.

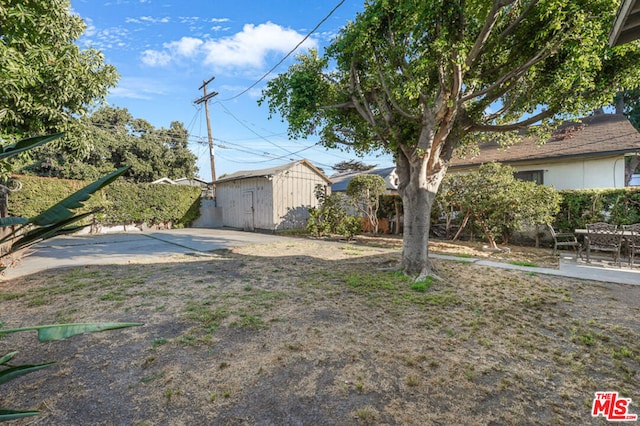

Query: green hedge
[8,175,202,228]
[555,188,640,231]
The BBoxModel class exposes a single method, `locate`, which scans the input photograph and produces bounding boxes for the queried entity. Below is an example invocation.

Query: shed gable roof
[450,114,640,169]
[214,159,332,185]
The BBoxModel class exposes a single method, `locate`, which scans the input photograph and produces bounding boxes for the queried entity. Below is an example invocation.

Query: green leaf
[0,362,56,385]
[7,211,95,254]
[30,166,130,227]
[0,409,41,421]
[0,322,142,342]
[0,134,64,160]
[0,352,17,365]
[0,217,29,228]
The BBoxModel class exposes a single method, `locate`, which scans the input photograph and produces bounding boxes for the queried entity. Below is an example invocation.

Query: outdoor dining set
[548,222,640,268]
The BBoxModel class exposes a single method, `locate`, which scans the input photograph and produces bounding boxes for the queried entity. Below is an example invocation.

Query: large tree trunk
[396,152,448,279]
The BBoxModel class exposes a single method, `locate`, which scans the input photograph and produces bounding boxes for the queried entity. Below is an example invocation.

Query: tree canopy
[19,106,199,183]
[347,174,387,234]
[0,0,118,135]
[260,0,640,278]
[332,160,376,173]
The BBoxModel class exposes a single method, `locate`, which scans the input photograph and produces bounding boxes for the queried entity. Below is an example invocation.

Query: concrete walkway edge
[431,253,640,286]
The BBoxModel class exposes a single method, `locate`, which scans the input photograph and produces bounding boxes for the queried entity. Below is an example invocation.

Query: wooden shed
[214,159,332,232]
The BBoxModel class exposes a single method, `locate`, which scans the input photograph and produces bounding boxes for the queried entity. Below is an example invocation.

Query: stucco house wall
[449,114,640,190]
[507,156,627,190]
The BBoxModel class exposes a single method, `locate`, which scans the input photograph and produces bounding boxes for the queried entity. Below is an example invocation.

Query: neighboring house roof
[151,177,209,187]
[330,167,399,193]
[173,177,209,187]
[449,114,640,170]
[214,159,332,185]
[609,0,640,46]
[151,177,176,184]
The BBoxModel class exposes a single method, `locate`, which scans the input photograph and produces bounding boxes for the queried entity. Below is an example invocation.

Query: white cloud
[164,37,203,57]
[80,25,132,50]
[141,49,172,66]
[109,77,166,100]
[139,22,317,70]
[139,16,170,24]
[202,22,317,68]
[83,17,97,37]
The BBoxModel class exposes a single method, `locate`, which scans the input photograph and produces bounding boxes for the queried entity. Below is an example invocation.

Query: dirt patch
[1,239,638,425]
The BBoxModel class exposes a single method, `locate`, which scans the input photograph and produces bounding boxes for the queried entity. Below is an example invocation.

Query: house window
[514,170,544,185]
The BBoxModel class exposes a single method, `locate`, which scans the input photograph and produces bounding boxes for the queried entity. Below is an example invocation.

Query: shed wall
[271,162,327,230]
[216,177,274,229]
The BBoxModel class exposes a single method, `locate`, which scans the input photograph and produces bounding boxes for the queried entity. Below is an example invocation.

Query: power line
[216,102,301,156]
[219,0,346,102]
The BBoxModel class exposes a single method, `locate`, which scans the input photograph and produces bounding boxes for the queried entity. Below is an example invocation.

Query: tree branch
[374,52,420,120]
[460,42,555,104]
[349,62,390,148]
[498,0,541,40]
[349,63,377,127]
[465,0,514,67]
[321,101,355,110]
[467,109,555,132]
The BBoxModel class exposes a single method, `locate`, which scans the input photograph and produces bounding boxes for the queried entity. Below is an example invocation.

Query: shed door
[242,191,255,231]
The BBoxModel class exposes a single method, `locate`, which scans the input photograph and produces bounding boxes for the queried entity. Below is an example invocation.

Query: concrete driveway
[3,228,288,280]
[4,228,639,286]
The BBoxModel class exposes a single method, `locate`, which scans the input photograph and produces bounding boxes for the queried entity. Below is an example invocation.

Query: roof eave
[609,0,640,46]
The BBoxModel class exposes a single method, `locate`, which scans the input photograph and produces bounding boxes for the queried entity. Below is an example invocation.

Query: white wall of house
[511,156,626,190]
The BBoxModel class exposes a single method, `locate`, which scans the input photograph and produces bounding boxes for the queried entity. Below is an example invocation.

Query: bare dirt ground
[0,238,638,425]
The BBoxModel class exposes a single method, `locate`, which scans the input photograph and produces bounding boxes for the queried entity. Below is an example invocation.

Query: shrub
[8,176,201,228]
[555,188,640,230]
[306,185,361,238]
[435,163,561,247]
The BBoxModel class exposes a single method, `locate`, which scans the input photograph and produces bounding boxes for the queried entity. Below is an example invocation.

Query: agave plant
[0,133,141,420]
[0,133,129,270]
[0,323,141,421]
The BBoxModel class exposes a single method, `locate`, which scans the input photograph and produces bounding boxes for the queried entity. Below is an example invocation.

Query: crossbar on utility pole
[194,76,218,198]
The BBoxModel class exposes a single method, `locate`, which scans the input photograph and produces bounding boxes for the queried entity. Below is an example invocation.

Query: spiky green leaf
[0,409,41,421]
[0,352,17,365]
[0,217,29,228]
[0,134,64,160]
[0,322,142,342]
[0,362,56,385]
[7,211,95,255]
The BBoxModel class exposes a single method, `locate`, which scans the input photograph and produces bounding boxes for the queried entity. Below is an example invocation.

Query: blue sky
[70,0,394,181]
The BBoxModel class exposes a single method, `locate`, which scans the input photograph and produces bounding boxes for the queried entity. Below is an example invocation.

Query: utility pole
[195,76,218,197]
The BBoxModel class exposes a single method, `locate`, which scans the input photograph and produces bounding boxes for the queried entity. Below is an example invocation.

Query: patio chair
[584,222,624,266]
[623,223,640,267]
[547,224,582,258]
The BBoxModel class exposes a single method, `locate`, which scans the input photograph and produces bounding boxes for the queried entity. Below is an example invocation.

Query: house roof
[151,177,176,184]
[449,114,640,170]
[330,167,398,192]
[151,177,209,186]
[173,177,209,186]
[609,0,640,46]
[214,159,332,185]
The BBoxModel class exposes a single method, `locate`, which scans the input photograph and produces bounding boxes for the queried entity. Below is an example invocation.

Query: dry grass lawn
[0,237,638,425]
